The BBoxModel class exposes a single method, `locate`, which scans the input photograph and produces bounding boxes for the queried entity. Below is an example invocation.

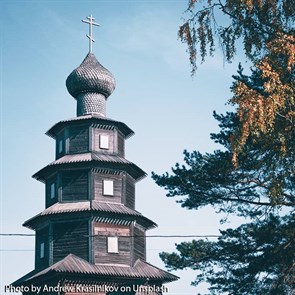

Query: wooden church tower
[13,15,178,295]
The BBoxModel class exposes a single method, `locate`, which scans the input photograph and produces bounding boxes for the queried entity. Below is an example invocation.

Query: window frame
[58,139,63,153]
[107,237,119,253]
[103,179,114,196]
[99,134,109,150]
[40,242,45,259]
[50,182,56,199]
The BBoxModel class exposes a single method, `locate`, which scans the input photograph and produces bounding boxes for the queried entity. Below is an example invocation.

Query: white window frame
[99,134,109,150]
[40,242,45,258]
[103,180,114,196]
[107,237,118,253]
[50,183,56,199]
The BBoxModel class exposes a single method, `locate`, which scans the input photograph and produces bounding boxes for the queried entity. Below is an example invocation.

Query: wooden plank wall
[133,226,146,262]
[117,132,125,157]
[35,226,50,269]
[93,128,114,153]
[93,223,131,265]
[46,174,58,208]
[94,173,122,203]
[125,174,135,209]
[61,170,88,202]
[69,125,89,153]
[56,128,65,159]
[52,221,89,263]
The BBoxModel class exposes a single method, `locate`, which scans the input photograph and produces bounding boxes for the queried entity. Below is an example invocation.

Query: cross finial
[82,14,100,53]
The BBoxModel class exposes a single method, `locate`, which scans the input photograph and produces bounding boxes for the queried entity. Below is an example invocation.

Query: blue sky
[1,1,246,294]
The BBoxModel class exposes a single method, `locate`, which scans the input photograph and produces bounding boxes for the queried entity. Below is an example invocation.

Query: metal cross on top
[82,14,100,53]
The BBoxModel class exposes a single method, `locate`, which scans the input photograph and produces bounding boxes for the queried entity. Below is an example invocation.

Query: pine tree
[152,1,294,293]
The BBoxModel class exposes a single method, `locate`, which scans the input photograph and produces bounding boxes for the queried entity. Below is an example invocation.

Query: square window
[107,237,118,253]
[99,135,109,150]
[103,180,114,196]
[40,242,45,258]
[50,183,56,199]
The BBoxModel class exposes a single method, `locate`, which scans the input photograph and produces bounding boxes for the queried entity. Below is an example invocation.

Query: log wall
[35,226,50,269]
[61,170,88,202]
[93,223,131,265]
[52,221,89,263]
[68,125,89,153]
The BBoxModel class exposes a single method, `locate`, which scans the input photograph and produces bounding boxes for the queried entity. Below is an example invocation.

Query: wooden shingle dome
[66,53,116,116]
[66,53,115,98]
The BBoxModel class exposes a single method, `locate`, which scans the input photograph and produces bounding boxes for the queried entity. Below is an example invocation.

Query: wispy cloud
[108,7,189,72]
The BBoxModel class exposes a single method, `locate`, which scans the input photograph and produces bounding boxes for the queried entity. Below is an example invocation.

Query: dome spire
[82,14,100,53]
[66,15,116,117]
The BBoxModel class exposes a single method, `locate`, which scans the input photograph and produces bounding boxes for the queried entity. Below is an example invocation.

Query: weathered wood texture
[117,132,125,157]
[61,170,88,202]
[69,125,89,153]
[52,221,89,263]
[46,175,58,208]
[56,129,65,159]
[133,226,146,262]
[35,226,50,269]
[93,128,114,153]
[94,173,122,203]
[125,174,135,209]
[93,223,131,265]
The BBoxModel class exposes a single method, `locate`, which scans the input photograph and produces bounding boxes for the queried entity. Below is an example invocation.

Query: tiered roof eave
[23,201,157,230]
[13,254,179,287]
[46,115,134,139]
[32,152,147,183]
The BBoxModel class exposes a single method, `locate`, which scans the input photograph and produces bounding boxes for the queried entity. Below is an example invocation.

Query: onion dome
[66,53,116,117]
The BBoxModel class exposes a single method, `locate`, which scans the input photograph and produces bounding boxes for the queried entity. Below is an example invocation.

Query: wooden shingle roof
[32,152,146,182]
[23,201,157,230]
[13,254,179,286]
[66,53,116,99]
[46,115,134,139]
